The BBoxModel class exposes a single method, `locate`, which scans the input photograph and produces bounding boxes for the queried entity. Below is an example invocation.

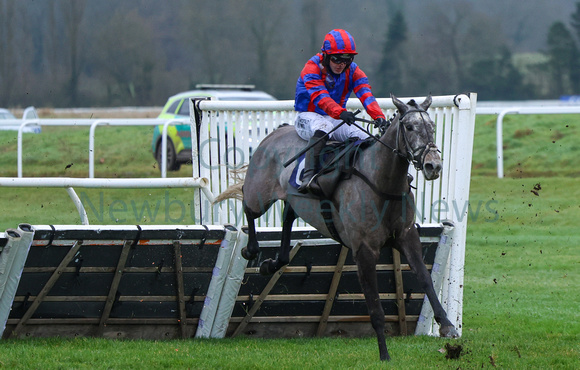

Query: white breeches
[294,112,370,141]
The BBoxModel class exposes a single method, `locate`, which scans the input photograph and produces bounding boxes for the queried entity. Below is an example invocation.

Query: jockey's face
[328,54,353,74]
[329,59,347,74]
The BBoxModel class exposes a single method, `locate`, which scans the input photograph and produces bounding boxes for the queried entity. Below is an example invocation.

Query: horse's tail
[212,165,247,204]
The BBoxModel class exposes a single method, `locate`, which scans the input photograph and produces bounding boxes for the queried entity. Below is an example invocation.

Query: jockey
[294,29,387,194]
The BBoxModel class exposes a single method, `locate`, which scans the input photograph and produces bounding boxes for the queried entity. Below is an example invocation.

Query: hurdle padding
[0,224,35,335]
[225,223,451,338]
[1,224,234,340]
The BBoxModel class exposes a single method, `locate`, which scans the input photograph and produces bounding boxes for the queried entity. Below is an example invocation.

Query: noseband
[395,109,439,171]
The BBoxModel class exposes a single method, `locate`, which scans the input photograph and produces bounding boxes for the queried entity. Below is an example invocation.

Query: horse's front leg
[353,243,390,361]
[260,201,297,275]
[398,228,458,338]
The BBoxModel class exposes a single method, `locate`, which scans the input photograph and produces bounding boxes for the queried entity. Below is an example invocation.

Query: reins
[355,108,438,170]
[351,107,439,200]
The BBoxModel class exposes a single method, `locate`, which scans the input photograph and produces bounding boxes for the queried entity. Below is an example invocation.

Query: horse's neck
[359,128,409,194]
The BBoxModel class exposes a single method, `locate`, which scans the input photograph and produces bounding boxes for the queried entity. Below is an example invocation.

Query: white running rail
[0,177,213,225]
[6,118,189,178]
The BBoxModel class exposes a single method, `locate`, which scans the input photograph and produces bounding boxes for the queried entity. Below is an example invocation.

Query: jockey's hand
[374,117,388,129]
[339,111,356,125]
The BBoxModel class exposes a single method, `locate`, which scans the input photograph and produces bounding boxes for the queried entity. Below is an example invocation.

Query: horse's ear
[420,94,432,110]
[391,93,408,114]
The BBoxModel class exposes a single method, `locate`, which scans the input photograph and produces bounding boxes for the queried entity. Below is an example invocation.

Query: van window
[167,100,180,115]
[177,99,190,116]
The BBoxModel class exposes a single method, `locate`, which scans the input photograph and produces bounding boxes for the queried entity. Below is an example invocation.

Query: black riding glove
[339,110,356,125]
[374,117,388,129]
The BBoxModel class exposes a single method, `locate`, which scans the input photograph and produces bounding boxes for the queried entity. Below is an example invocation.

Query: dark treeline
[1,0,580,108]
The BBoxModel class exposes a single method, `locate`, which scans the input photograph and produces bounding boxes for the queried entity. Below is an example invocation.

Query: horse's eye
[405,124,414,131]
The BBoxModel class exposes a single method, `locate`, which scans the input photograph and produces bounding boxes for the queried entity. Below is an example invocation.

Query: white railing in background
[86,118,189,178]
[4,102,578,180]
[0,177,213,225]
[476,105,580,178]
[0,118,188,178]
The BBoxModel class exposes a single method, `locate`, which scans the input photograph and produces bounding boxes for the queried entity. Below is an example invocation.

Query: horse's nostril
[425,162,442,174]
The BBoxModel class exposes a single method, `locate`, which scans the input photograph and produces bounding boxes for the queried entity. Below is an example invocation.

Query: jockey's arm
[352,67,386,121]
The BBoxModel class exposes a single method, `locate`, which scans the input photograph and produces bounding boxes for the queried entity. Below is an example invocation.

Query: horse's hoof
[241,247,257,260]
[259,259,276,275]
[440,325,459,338]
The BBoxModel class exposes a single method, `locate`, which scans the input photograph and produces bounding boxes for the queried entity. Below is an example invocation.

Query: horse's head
[391,94,442,180]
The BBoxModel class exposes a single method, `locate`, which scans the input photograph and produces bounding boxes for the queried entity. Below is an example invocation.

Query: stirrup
[297,175,313,193]
[304,175,322,196]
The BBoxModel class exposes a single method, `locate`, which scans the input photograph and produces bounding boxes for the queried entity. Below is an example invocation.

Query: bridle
[394,109,440,171]
[351,106,440,170]
[348,106,440,201]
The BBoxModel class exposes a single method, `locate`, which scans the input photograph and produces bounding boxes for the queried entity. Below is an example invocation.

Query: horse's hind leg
[260,201,297,275]
[398,230,458,338]
[354,244,390,361]
[241,200,261,260]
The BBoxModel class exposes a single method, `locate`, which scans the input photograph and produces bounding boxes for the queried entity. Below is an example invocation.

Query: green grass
[0,113,579,368]
[472,114,580,177]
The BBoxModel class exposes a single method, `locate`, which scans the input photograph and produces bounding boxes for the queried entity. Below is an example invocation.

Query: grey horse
[219,95,458,361]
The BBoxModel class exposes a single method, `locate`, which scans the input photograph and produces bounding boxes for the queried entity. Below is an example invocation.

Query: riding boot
[298,130,328,194]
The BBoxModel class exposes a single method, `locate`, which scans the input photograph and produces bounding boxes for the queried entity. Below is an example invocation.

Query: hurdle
[190,94,477,337]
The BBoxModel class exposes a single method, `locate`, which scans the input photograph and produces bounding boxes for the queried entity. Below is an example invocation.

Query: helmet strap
[321,53,331,71]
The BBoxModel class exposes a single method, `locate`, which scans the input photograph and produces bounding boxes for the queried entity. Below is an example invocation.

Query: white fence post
[89,120,109,178]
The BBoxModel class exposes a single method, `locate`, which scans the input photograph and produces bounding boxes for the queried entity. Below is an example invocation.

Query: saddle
[290,137,374,199]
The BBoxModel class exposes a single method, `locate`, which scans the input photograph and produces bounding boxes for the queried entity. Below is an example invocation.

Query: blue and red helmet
[321,29,358,55]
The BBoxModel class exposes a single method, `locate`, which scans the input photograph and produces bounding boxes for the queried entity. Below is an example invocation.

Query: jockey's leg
[294,112,334,195]
[331,119,371,142]
[297,129,327,194]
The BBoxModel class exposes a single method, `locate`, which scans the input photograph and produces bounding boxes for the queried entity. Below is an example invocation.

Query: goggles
[329,54,354,64]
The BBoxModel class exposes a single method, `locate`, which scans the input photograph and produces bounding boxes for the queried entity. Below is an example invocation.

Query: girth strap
[320,200,346,246]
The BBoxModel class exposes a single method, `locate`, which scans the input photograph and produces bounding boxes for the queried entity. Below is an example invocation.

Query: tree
[569,2,580,92]
[62,0,87,106]
[301,0,328,54]
[411,1,508,96]
[177,0,241,87]
[546,21,580,95]
[570,1,580,42]
[2,0,579,107]
[93,9,159,105]
[0,0,17,106]
[464,48,529,100]
[375,9,408,97]
[236,0,292,96]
